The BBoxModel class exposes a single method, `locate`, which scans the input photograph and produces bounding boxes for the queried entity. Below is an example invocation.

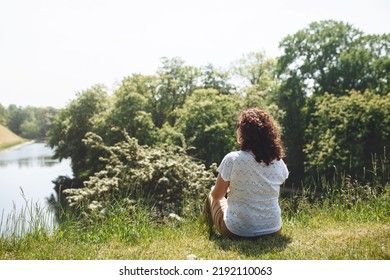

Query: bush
[61,130,215,221]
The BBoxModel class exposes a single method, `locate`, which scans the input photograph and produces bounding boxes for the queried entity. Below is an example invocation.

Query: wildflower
[187,254,197,260]
[168,213,182,221]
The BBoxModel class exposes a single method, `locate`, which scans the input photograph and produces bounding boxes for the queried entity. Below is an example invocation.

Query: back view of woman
[204,108,289,238]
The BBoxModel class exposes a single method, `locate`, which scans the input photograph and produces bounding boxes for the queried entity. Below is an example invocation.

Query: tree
[4,105,57,139]
[273,70,307,186]
[304,90,390,179]
[276,20,390,186]
[151,57,200,127]
[231,51,277,91]
[20,115,40,139]
[230,51,284,126]
[199,63,236,95]
[105,74,157,146]
[34,106,58,138]
[175,89,243,167]
[277,20,389,96]
[48,85,111,178]
[7,104,28,135]
[338,34,390,94]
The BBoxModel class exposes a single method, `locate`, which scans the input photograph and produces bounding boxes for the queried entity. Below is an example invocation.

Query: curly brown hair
[237,108,285,165]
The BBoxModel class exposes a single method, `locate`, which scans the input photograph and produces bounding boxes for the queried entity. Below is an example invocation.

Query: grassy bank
[1,187,388,260]
[0,140,30,152]
[0,124,27,151]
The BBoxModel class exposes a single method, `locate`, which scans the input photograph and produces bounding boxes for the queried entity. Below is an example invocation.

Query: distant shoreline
[0,139,32,152]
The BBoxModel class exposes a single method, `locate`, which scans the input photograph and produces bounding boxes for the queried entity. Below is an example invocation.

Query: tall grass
[0,189,56,240]
[280,154,389,231]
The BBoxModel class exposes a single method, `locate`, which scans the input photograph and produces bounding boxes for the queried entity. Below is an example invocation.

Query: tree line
[0,104,57,140]
[41,20,390,217]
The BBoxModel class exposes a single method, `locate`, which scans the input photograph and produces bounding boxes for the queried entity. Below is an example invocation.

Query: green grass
[1,189,388,260]
[0,139,29,152]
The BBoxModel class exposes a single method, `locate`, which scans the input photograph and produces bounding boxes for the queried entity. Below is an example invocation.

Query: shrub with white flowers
[62,130,215,220]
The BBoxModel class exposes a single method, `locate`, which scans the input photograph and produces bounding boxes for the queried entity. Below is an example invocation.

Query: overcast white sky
[1,0,389,108]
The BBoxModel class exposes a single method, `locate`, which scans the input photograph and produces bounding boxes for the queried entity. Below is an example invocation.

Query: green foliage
[175,89,242,166]
[338,34,390,95]
[4,104,57,139]
[231,51,277,90]
[48,85,111,177]
[105,74,158,146]
[278,20,385,96]
[231,51,284,126]
[19,116,40,139]
[6,104,29,135]
[62,130,215,220]
[304,90,390,178]
[199,63,236,95]
[274,78,307,186]
[152,57,200,127]
[157,123,186,148]
[276,20,390,185]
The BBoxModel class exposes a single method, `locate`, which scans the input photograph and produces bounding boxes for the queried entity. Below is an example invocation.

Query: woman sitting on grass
[204,108,289,239]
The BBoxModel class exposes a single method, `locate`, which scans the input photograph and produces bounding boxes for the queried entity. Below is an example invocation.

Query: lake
[0,142,72,235]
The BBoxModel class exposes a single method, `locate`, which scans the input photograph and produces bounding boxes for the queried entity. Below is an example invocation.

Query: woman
[204,108,289,239]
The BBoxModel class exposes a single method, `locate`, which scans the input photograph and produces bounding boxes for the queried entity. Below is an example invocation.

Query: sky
[0,0,389,108]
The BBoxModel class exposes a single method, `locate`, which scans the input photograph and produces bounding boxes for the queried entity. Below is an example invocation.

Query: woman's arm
[211,173,229,200]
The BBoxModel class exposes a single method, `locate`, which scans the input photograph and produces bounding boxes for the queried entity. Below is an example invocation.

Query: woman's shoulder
[271,158,287,167]
[270,158,289,178]
[224,150,247,160]
[221,151,256,165]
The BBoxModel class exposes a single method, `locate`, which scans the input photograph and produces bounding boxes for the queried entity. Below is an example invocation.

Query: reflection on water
[0,156,59,168]
[0,141,72,235]
[0,141,58,167]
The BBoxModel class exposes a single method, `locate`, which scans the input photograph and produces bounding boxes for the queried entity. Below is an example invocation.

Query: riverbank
[1,187,388,260]
[0,140,34,152]
[0,124,29,152]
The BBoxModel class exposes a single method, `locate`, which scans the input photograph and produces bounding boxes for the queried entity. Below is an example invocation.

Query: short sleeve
[280,159,289,181]
[217,153,234,182]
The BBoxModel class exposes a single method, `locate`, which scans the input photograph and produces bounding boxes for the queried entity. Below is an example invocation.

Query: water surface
[0,142,72,234]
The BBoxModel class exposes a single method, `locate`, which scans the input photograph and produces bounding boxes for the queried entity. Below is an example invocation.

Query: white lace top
[217,150,289,237]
